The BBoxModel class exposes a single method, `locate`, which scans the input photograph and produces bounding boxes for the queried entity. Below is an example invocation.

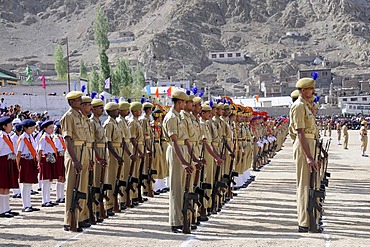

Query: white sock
[235,176,244,187]
[38,174,41,190]
[153,179,161,191]
[3,194,10,212]
[0,195,5,214]
[21,183,32,208]
[56,182,61,200]
[41,180,51,204]
[60,183,65,199]
[13,189,20,195]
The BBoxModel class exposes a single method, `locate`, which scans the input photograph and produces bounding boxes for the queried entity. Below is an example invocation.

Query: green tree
[134,64,145,87]
[80,60,88,79]
[93,6,110,86]
[54,44,67,80]
[89,67,100,92]
[111,59,134,96]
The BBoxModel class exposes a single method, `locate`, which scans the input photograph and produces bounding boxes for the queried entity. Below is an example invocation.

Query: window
[236,53,241,57]
[219,54,225,58]
[211,54,217,58]
[302,72,308,77]
[350,98,357,102]
[322,72,328,76]
[362,97,367,101]
[342,98,347,102]
[228,53,233,57]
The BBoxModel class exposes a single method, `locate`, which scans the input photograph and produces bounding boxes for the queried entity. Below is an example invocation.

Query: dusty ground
[1,130,369,247]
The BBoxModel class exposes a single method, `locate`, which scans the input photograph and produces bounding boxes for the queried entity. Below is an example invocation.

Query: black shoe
[29,206,40,211]
[78,221,91,228]
[191,224,197,230]
[233,186,240,190]
[41,202,54,207]
[153,191,160,196]
[12,193,21,198]
[171,226,183,233]
[132,201,139,206]
[120,203,127,211]
[37,188,42,191]
[253,168,261,172]
[0,212,14,218]
[7,210,19,216]
[31,190,38,195]
[197,216,209,222]
[232,192,238,197]
[107,208,115,216]
[143,192,148,197]
[22,207,33,212]
[155,189,162,194]
[63,225,83,232]
[60,198,65,203]
[50,201,58,206]
[298,226,309,233]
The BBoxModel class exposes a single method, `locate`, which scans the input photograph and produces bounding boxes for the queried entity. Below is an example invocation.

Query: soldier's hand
[98,158,107,167]
[216,158,224,166]
[306,157,317,172]
[73,160,83,173]
[195,162,203,170]
[117,157,123,164]
[89,160,94,171]
[229,152,235,158]
[183,164,193,174]
[130,154,137,161]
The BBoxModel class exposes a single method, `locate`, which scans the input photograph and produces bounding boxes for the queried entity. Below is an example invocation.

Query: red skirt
[19,158,39,184]
[39,155,57,180]
[55,154,65,178]
[0,155,19,189]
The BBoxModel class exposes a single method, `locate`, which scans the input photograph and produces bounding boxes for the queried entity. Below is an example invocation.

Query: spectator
[0,98,7,113]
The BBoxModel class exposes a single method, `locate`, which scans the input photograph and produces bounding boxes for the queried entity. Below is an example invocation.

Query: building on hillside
[208,51,246,62]
[298,68,332,88]
[233,96,292,108]
[338,95,370,115]
[0,68,18,86]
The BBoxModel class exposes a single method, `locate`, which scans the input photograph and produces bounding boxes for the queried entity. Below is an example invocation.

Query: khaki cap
[130,102,142,111]
[361,120,367,125]
[216,103,224,109]
[118,102,130,110]
[201,104,212,112]
[82,96,92,103]
[171,89,189,101]
[143,102,154,108]
[290,89,299,99]
[296,78,315,89]
[193,97,202,104]
[104,102,119,111]
[65,91,83,100]
[91,99,104,107]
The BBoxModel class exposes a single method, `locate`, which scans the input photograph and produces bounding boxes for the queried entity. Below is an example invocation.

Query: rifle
[69,144,87,232]
[125,142,139,208]
[193,142,211,218]
[223,138,238,199]
[147,137,157,197]
[98,143,112,220]
[307,140,325,233]
[182,146,199,234]
[87,158,100,224]
[137,141,148,203]
[211,139,227,214]
[113,141,127,213]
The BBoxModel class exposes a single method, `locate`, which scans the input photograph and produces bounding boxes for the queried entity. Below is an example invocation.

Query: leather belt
[86,142,93,148]
[304,133,315,139]
[96,143,105,148]
[238,138,245,141]
[112,142,121,147]
[145,136,151,140]
[225,138,231,141]
[154,140,160,143]
[246,140,251,142]
[73,141,85,146]
[168,140,185,145]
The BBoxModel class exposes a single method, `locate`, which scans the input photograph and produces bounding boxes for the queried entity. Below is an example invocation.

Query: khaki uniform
[343,125,349,149]
[245,124,253,170]
[128,117,144,199]
[152,121,164,179]
[90,116,107,213]
[360,126,368,153]
[139,115,152,193]
[60,108,87,228]
[220,116,233,177]
[163,107,188,226]
[117,115,132,202]
[289,96,317,227]
[80,115,95,221]
[103,116,123,209]
[337,123,341,143]
[200,118,214,208]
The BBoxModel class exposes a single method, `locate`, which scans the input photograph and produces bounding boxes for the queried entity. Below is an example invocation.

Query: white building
[338,95,370,115]
[232,96,293,108]
[208,51,245,62]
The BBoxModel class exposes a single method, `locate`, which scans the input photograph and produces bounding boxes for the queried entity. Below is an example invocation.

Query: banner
[40,75,46,89]
[104,78,110,89]
[145,84,151,95]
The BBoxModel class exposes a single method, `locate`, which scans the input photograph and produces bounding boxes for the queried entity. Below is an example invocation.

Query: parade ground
[1,130,369,247]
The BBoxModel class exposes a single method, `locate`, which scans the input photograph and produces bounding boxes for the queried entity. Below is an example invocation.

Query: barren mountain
[1,0,370,91]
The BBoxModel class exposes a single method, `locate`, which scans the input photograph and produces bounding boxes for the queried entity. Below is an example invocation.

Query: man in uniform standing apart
[360,120,368,157]
[342,121,349,150]
[162,89,194,233]
[289,78,320,233]
[60,91,86,232]
[336,121,342,145]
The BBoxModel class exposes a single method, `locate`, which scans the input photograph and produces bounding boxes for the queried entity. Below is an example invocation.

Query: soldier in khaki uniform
[128,102,145,205]
[103,102,123,216]
[162,89,194,233]
[360,120,368,157]
[117,102,136,208]
[336,122,342,145]
[342,122,349,150]
[90,99,108,221]
[289,78,320,233]
[79,96,95,226]
[60,91,86,232]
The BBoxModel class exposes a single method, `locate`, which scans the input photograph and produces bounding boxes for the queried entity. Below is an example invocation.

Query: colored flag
[104,78,110,89]
[255,95,259,102]
[73,81,77,91]
[25,66,32,83]
[145,84,151,95]
[167,86,172,97]
[41,75,46,89]
[155,88,159,98]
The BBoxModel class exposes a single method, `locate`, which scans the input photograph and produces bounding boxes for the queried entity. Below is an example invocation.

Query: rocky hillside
[1,0,369,90]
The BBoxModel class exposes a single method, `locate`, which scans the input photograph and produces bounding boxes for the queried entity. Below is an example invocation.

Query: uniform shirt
[54,134,66,152]
[220,116,233,140]
[180,110,195,142]
[343,125,348,136]
[360,126,367,138]
[0,130,16,156]
[200,118,211,145]
[212,115,224,139]
[289,96,317,136]
[163,107,188,142]
[139,115,152,142]
[37,133,56,154]
[128,117,144,142]
[84,115,95,144]
[90,116,106,144]
[17,132,37,155]
[191,114,202,143]
[103,116,123,143]
[117,115,131,142]
[60,107,87,142]
[208,117,221,144]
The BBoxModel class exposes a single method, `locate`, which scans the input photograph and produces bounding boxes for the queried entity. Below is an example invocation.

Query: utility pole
[66,37,71,92]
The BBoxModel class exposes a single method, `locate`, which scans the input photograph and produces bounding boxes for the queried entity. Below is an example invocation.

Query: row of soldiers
[0,89,289,234]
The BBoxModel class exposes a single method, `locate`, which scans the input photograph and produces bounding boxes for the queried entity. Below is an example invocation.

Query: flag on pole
[167,86,172,97]
[104,78,110,89]
[255,95,259,103]
[145,84,151,95]
[41,75,46,89]
[155,88,159,98]
[25,66,32,83]
[73,81,77,91]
